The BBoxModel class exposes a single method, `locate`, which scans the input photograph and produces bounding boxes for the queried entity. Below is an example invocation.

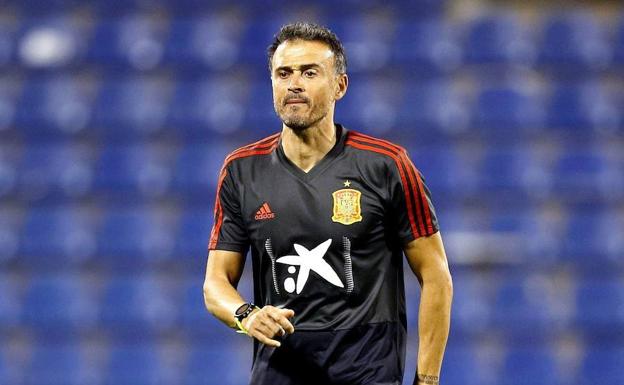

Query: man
[203,22,452,385]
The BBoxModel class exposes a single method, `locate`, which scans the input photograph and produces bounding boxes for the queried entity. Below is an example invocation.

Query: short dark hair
[267,22,347,75]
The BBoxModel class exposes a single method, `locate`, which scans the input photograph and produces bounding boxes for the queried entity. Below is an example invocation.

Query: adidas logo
[255,202,276,220]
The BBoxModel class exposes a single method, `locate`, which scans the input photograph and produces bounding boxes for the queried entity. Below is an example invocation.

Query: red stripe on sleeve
[347,134,427,236]
[208,140,279,249]
[345,139,420,238]
[412,161,435,234]
[208,167,228,249]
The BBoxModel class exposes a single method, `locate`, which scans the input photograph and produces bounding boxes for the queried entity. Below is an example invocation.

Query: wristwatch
[234,302,258,335]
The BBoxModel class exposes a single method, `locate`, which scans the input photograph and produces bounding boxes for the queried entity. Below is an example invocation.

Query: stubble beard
[276,102,327,132]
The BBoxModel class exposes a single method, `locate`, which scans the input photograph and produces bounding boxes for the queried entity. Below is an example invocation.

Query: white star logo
[276,239,344,294]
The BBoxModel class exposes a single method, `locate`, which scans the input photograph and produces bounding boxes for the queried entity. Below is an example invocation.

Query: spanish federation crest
[332,188,362,225]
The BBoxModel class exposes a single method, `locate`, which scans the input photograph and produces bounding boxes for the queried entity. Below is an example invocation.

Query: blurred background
[0,0,623,384]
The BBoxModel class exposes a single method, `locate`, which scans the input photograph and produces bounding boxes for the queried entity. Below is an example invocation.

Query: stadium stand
[0,1,623,384]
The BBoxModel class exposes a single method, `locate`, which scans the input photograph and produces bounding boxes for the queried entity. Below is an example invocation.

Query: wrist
[241,308,259,329]
[415,373,439,385]
[233,302,259,334]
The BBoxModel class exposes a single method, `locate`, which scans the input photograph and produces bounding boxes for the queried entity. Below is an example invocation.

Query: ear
[334,73,348,101]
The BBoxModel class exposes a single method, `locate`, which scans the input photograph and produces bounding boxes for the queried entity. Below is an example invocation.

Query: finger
[269,312,295,334]
[255,333,281,347]
[257,321,282,339]
[270,313,295,334]
[277,308,295,319]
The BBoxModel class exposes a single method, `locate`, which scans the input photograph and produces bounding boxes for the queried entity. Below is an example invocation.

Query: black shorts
[249,322,405,385]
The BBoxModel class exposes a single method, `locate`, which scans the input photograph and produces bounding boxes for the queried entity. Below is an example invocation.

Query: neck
[281,114,337,173]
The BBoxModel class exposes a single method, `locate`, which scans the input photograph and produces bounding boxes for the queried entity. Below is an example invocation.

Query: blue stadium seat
[91,76,170,137]
[501,347,560,385]
[159,0,230,14]
[179,279,226,337]
[87,15,167,70]
[552,150,609,199]
[15,0,80,15]
[398,81,469,135]
[471,83,545,134]
[93,144,173,198]
[168,77,249,137]
[463,13,534,65]
[0,274,20,328]
[490,274,558,335]
[184,343,251,385]
[580,347,624,385]
[575,279,624,331]
[174,207,213,267]
[601,212,624,264]
[538,11,611,73]
[0,19,16,67]
[328,15,395,73]
[408,145,471,198]
[103,343,169,385]
[391,20,461,75]
[449,271,491,335]
[96,207,176,263]
[340,77,401,134]
[21,274,97,332]
[0,348,6,385]
[172,143,229,196]
[0,145,19,202]
[16,75,93,137]
[17,143,95,202]
[244,78,281,135]
[438,344,487,385]
[561,210,612,265]
[24,343,95,385]
[99,275,177,333]
[477,148,531,197]
[164,15,245,71]
[615,13,624,66]
[238,18,288,65]
[19,206,97,265]
[0,205,20,264]
[0,77,21,133]
[546,81,619,133]
[16,16,88,69]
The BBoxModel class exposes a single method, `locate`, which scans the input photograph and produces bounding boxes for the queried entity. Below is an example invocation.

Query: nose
[288,72,304,93]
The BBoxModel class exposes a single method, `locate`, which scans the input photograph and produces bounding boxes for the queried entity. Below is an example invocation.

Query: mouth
[285,98,307,105]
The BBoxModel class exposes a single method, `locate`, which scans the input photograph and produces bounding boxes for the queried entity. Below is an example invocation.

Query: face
[271,39,347,131]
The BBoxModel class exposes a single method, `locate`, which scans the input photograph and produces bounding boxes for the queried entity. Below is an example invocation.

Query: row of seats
[1,270,623,334]
[1,204,622,268]
[442,343,624,385]
[0,340,252,385]
[0,206,213,267]
[1,141,621,201]
[4,340,620,385]
[2,75,622,139]
[1,11,624,73]
[2,0,446,16]
[0,335,623,385]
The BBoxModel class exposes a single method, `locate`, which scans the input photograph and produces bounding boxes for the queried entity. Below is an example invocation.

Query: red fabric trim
[347,133,427,236]
[209,167,228,249]
[209,140,279,249]
[345,139,420,238]
[413,162,435,234]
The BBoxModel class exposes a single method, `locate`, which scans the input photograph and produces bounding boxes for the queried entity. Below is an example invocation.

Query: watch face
[236,303,251,316]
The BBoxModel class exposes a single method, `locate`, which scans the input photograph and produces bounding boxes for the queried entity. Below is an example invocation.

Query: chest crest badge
[332,188,363,225]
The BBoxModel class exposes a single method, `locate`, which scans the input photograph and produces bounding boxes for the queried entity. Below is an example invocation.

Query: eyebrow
[274,63,322,72]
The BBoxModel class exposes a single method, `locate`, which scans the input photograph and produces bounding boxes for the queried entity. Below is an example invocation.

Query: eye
[277,70,289,79]
[304,70,317,78]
